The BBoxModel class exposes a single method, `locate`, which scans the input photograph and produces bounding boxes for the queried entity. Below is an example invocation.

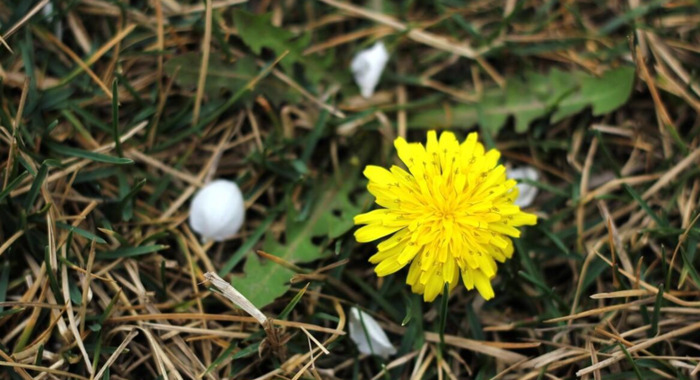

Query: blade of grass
[96,244,168,260]
[617,342,644,380]
[55,222,106,244]
[278,283,309,320]
[218,209,280,275]
[111,78,122,157]
[45,142,133,165]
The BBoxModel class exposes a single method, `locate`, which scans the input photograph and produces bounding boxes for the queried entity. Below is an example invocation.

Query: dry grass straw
[0,0,700,379]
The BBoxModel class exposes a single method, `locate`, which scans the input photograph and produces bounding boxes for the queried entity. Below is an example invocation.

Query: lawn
[1,0,700,379]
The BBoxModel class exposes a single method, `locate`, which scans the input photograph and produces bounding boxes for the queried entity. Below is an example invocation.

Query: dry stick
[646,32,700,98]
[92,330,139,380]
[545,297,655,323]
[106,312,344,335]
[422,332,527,364]
[169,0,247,15]
[192,0,213,126]
[635,48,679,158]
[397,84,407,139]
[203,272,267,325]
[580,173,660,205]
[126,149,202,186]
[0,361,86,380]
[154,0,164,97]
[594,251,700,307]
[670,212,700,290]
[0,230,24,257]
[61,247,94,375]
[38,29,113,99]
[201,272,288,358]
[66,11,92,54]
[642,147,700,200]
[123,262,204,378]
[142,323,250,339]
[10,120,148,197]
[157,114,239,221]
[318,0,505,87]
[1,0,50,40]
[3,78,29,189]
[577,320,700,376]
[178,233,213,368]
[0,34,12,53]
[270,68,345,118]
[56,24,137,86]
[303,25,393,55]
[598,201,633,273]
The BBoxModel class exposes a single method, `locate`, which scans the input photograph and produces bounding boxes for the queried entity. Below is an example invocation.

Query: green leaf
[164,53,300,105]
[24,165,48,211]
[552,66,636,122]
[235,174,365,308]
[232,10,324,83]
[409,66,635,134]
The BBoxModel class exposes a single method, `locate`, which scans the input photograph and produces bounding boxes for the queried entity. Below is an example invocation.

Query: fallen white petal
[508,166,539,207]
[189,179,245,242]
[350,42,389,98]
[348,307,396,358]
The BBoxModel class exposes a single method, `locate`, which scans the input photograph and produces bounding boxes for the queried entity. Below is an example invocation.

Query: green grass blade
[96,244,168,260]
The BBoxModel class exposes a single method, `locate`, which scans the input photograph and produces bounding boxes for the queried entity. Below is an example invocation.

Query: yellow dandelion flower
[354,131,537,302]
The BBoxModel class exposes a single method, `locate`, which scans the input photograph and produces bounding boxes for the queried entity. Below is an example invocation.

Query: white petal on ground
[189,179,245,242]
[350,42,389,98]
[348,307,397,358]
[509,166,539,207]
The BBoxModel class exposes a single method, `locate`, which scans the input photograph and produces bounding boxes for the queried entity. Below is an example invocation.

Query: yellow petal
[397,242,421,264]
[510,211,538,226]
[462,268,475,290]
[423,270,444,302]
[488,223,521,238]
[369,242,404,264]
[354,209,390,225]
[355,224,403,242]
[406,256,422,286]
[377,228,408,251]
[473,270,495,300]
[375,258,407,276]
[364,165,395,186]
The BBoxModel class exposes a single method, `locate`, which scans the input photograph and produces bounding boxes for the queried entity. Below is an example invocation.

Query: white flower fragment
[509,166,539,207]
[348,307,396,359]
[189,179,245,242]
[350,42,389,98]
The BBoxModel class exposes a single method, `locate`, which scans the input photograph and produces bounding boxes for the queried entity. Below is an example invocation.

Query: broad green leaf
[232,10,325,83]
[235,174,365,308]
[552,66,636,122]
[409,66,635,133]
[164,53,300,105]
[164,53,251,94]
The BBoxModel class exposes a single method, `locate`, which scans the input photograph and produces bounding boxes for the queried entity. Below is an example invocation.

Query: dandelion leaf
[235,176,364,308]
[409,66,635,133]
[232,10,325,84]
[551,66,636,122]
[164,53,299,105]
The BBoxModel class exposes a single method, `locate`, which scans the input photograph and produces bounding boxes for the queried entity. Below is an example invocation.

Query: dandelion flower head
[354,131,537,301]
